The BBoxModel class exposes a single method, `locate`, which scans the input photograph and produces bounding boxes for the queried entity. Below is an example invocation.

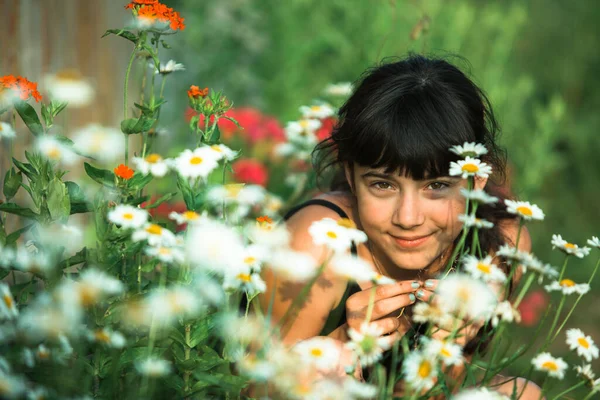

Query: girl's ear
[474,176,488,190]
[344,163,356,194]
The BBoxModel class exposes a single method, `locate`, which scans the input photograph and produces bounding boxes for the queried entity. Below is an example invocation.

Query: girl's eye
[372,181,394,191]
[427,181,450,191]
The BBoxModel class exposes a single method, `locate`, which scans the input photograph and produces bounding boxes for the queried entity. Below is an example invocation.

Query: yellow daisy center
[183,211,198,220]
[0,124,3,131]
[237,273,252,283]
[47,147,61,159]
[122,212,134,220]
[145,153,161,163]
[326,231,337,239]
[158,248,171,255]
[560,279,575,287]
[542,361,558,371]
[299,120,310,128]
[564,243,576,249]
[78,285,100,307]
[418,360,433,378]
[146,224,163,235]
[457,286,471,302]
[225,184,243,197]
[3,294,13,309]
[94,330,111,343]
[189,156,203,165]
[37,348,50,359]
[337,218,357,229]
[461,163,479,173]
[244,256,257,265]
[578,337,590,349]
[210,145,223,152]
[310,348,323,357]
[440,347,452,358]
[310,105,322,112]
[55,69,82,81]
[516,206,533,216]
[477,263,492,274]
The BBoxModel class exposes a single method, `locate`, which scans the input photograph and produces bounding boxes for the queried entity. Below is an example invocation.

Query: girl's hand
[344,280,421,342]
[416,279,483,345]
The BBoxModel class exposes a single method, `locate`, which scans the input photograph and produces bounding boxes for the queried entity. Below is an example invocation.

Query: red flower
[0,75,42,102]
[232,158,269,187]
[517,289,549,326]
[315,117,337,141]
[114,164,135,180]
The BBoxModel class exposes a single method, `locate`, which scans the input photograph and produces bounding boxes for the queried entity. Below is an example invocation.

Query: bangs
[347,90,474,179]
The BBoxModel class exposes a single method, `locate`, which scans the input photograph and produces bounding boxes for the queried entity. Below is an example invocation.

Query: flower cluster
[125,0,185,31]
[0,74,42,103]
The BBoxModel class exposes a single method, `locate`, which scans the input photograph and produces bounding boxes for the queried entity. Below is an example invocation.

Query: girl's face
[347,163,486,275]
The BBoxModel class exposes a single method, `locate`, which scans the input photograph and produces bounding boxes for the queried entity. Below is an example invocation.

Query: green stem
[123,46,138,165]
[513,273,535,308]
[183,323,191,393]
[550,381,585,400]
[558,254,569,280]
[582,390,597,400]
[159,75,167,100]
[551,256,600,341]
[364,286,377,323]
[541,295,566,352]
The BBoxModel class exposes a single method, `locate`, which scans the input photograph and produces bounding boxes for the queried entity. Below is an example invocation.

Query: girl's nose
[392,192,425,229]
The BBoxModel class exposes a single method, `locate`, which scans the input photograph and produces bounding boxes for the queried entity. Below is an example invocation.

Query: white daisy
[155,59,185,75]
[495,244,531,264]
[504,200,545,221]
[323,82,353,97]
[146,286,203,325]
[299,103,336,119]
[435,273,498,321]
[531,352,568,379]
[0,370,26,398]
[545,279,590,296]
[459,188,499,204]
[88,328,126,348]
[168,210,204,225]
[185,219,246,274]
[448,156,492,179]
[237,354,276,381]
[135,357,171,377]
[171,147,220,179]
[574,364,595,383]
[402,350,438,391]
[0,283,18,320]
[223,265,266,296]
[458,214,494,229]
[263,194,284,216]
[35,222,84,255]
[371,274,396,285]
[246,219,291,249]
[273,142,296,157]
[36,136,78,165]
[58,268,124,308]
[131,153,169,177]
[412,301,454,328]
[0,121,16,140]
[346,322,391,367]
[588,236,600,249]
[449,142,489,158]
[132,223,177,247]
[293,337,342,372]
[308,218,367,253]
[208,143,237,162]
[16,294,82,341]
[551,234,591,258]
[285,119,321,146]
[72,124,123,162]
[267,249,318,282]
[452,388,509,400]
[462,255,506,283]
[491,301,521,327]
[107,204,148,229]
[329,254,375,282]
[566,329,599,362]
[343,378,378,399]
[421,337,463,366]
[205,184,266,218]
[145,245,185,264]
[44,69,95,107]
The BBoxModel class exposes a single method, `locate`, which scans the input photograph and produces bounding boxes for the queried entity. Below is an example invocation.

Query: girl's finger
[415,288,434,302]
[422,279,439,291]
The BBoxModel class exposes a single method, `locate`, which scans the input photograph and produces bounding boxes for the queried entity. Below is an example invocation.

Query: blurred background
[1,0,599,397]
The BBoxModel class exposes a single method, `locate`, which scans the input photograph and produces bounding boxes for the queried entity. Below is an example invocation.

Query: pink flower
[517,289,549,326]
[232,158,269,187]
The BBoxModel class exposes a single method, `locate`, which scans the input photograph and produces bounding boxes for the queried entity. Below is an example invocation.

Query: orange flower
[125,1,185,31]
[187,85,209,99]
[114,164,135,180]
[256,216,273,224]
[0,75,42,102]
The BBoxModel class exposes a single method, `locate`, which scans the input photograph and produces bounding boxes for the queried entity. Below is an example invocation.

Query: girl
[259,54,543,398]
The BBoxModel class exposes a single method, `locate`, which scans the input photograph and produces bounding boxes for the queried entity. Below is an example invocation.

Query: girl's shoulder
[284,191,355,234]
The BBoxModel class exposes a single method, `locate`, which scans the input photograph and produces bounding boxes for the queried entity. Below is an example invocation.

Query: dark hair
[313,54,519,355]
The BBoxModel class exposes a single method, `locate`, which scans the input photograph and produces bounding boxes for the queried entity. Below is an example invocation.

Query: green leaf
[143,192,176,209]
[84,162,115,187]
[46,178,70,221]
[205,124,221,145]
[120,116,156,135]
[221,116,241,129]
[3,169,22,200]
[188,319,213,348]
[51,100,68,117]
[177,175,194,210]
[64,181,90,214]
[11,158,36,179]
[189,115,200,133]
[127,173,153,190]
[5,224,34,245]
[0,203,39,219]
[169,329,187,347]
[41,104,52,127]
[160,40,171,49]
[101,29,138,43]
[58,247,87,269]
[14,100,44,136]
[129,195,151,206]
